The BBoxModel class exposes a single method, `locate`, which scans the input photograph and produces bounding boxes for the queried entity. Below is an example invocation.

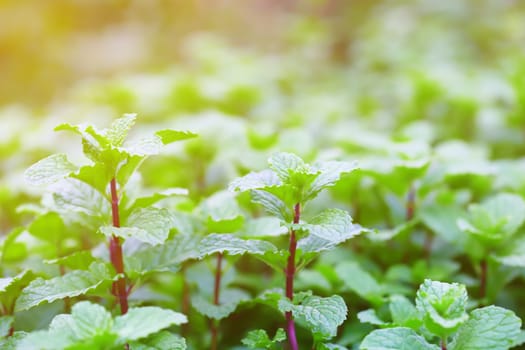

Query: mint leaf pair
[229,152,357,221]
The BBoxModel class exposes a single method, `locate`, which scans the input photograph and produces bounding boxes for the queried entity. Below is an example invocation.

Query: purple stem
[211,252,223,350]
[406,183,415,221]
[109,178,128,315]
[285,203,301,350]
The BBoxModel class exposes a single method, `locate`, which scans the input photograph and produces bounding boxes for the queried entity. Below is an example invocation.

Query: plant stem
[480,258,487,300]
[213,253,223,305]
[406,183,415,221]
[211,252,223,350]
[285,203,301,350]
[181,263,190,337]
[59,265,71,313]
[441,337,447,350]
[2,304,14,336]
[109,177,128,315]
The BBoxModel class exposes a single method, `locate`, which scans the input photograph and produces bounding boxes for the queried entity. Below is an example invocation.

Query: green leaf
[67,301,114,339]
[15,262,113,311]
[129,331,186,350]
[239,217,288,238]
[125,136,164,156]
[125,206,173,241]
[116,154,144,188]
[495,237,525,267]
[0,270,34,312]
[449,306,521,350]
[191,288,250,320]
[296,269,332,292]
[0,227,27,263]
[268,152,310,182]
[27,212,66,244]
[17,328,74,350]
[335,262,382,304]
[308,160,358,198]
[420,204,466,245]
[458,193,525,243]
[317,343,348,350]
[45,251,96,271]
[251,190,289,221]
[24,154,77,186]
[200,191,244,232]
[125,234,200,275]
[72,163,113,196]
[51,178,111,231]
[360,327,440,350]
[198,234,277,258]
[155,129,197,144]
[254,250,289,272]
[357,309,388,326]
[18,302,187,349]
[0,332,25,349]
[101,207,172,245]
[200,191,241,222]
[229,165,304,220]
[415,279,469,338]
[0,316,13,338]
[104,113,136,147]
[114,306,187,341]
[278,295,347,341]
[242,328,286,349]
[18,301,117,350]
[127,188,188,212]
[367,221,415,242]
[298,209,364,253]
[511,330,525,348]
[228,169,281,192]
[389,295,421,329]
[55,122,110,163]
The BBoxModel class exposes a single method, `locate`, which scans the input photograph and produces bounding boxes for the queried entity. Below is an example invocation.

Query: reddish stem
[181,263,190,337]
[211,253,223,350]
[59,265,71,313]
[441,337,447,350]
[285,203,301,350]
[109,178,128,315]
[406,183,415,221]
[2,302,14,336]
[213,253,223,305]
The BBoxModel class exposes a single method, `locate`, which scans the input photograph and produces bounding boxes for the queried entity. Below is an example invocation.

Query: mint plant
[230,152,366,349]
[457,193,525,301]
[24,114,195,315]
[17,114,195,348]
[360,279,522,350]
